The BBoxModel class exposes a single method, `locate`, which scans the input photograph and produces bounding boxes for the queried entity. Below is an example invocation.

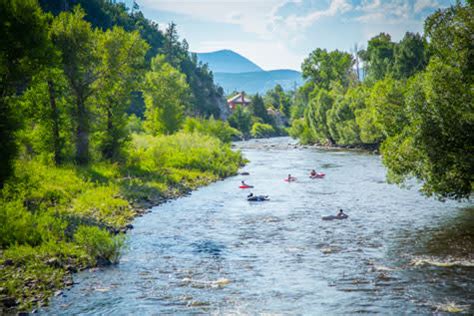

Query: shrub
[74,226,125,264]
[129,132,243,177]
[289,118,317,144]
[182,117,242,142]
[71,185,132,228]
[251,122,276,138]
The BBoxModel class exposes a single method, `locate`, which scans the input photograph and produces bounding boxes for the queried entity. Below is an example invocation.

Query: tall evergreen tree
[250,94,271,124]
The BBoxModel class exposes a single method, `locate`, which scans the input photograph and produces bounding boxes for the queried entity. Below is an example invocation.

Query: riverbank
[0,132,244,313]
[234,137,379,154]
[42,137,473,315]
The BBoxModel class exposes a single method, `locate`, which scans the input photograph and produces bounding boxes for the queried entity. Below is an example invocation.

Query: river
[44,137,473,314]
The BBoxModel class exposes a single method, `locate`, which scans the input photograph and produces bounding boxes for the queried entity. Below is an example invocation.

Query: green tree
[361,33,395,82]
[51,7,101,164]
[381,2,473,200]
[301,48,354,90]
[16,68,73,164]
[94,27,148,160]
[392,32,428,79]
[424,1,473,82]
[228,105,252,137]
[265,84,292,118]
[382,59,473,200]
[160,22,186,68]
[326,86,366,145]
[250,94,272,124]
[0,0,51,185]
[367,77,406,138]
[290,81,315,121]
[143,55,190,135]
[305,89,335,144]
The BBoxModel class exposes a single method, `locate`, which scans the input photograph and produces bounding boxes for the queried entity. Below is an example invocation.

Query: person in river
[241,180,247,186]
[247,193,254,198]
[310,169,317,177]
[287,174,296,181]
[336,209,346,217]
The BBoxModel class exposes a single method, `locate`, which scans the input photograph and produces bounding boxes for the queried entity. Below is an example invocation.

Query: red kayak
[309,173,325,179]
[239,185,254,189]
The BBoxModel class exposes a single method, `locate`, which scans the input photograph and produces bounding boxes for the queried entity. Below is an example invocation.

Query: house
[227,92,251,110]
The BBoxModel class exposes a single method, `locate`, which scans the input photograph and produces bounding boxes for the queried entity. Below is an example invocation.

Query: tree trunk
[0,96,16,188]
[75,94,89,164]
[103,102,114,160]
[47,80,61,165]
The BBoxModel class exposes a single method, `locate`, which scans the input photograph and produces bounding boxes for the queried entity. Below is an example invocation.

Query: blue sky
[125,0,455,70]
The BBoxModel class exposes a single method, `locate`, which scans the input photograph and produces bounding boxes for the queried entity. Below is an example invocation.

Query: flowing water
[44,137,473,315]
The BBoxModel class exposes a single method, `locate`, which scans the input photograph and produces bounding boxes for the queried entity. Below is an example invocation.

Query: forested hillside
[289,2,473,201]
[39,0,226,119]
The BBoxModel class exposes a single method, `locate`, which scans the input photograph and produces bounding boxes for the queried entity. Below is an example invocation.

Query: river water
[44,137,473,315]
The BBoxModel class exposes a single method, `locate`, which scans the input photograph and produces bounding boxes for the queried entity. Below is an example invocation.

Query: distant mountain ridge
[214,70,303,94]
[196,50,263,73]
[195,50,303,94]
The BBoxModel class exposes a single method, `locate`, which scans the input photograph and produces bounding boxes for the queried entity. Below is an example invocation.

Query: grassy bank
[0,132,244,313]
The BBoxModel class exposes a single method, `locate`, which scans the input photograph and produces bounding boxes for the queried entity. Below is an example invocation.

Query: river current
[44,137,473,315]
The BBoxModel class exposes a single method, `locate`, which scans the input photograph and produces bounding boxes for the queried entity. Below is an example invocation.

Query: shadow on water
[191,240,226,258]
[391,206,474,314]
[396,206,474,259]
[422,207,474,258]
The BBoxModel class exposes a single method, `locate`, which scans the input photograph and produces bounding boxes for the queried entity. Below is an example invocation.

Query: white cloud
[358,0,382,11]
[354,0,412,24]
[139,0,353,40]
[284,0,352,28]
[414,0,440,13]
[139,0,283,39]
[136,0,448,69]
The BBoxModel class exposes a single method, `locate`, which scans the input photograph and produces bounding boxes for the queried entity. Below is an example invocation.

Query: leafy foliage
[228,105,252,137]
[182,117,241,143]
[302,48,354,89]
[74,226,125,264]
[251,123,276,138]
[290,1,473,200]
[143,55,190,135]
[0,0,52,185]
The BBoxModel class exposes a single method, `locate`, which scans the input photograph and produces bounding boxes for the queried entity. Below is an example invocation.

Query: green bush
[71,185,132,228]
[0,199,40,247]
[251,122,276,138]
[129,132,243,177]
[74,226,125,264]
[182,117,242,143]
[289,118,318,144]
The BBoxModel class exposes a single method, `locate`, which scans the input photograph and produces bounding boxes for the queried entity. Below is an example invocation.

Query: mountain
[214,70,303,94]
[196,50,263,73]
[196,49,303,94]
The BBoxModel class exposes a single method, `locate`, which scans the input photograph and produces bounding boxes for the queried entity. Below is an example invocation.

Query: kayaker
[241,180,247,186]
[247,193,254,198]
[287,174,295,181]
[310,169,317,177]
[336,209,346,217]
